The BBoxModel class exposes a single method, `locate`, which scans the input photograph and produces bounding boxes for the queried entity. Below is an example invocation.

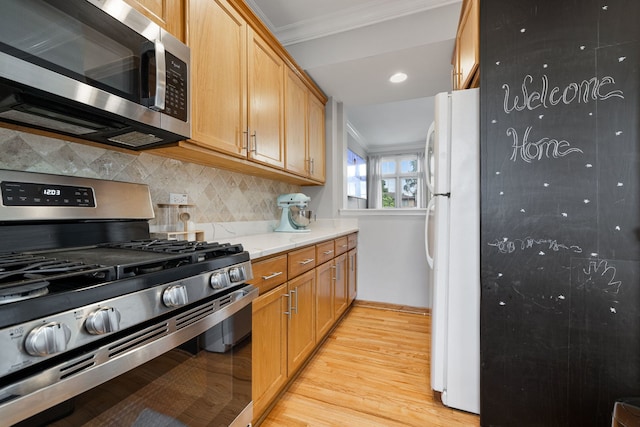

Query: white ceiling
[246,0,462,153]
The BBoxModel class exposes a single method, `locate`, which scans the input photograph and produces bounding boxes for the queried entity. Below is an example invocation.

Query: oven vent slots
[218,294,234,308]
[59,354,96,380]
[175,302,215,329]
[108,323,169,358]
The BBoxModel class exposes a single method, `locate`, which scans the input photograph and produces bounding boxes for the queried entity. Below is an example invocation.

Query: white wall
[345,211,430,308]
[306,98,432,309]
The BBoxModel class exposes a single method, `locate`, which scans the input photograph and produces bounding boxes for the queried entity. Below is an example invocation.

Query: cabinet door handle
[299,258,314,265]
[310,158,315,174]
[250,130,257,153]
[283,293,292,319]
[242,130,249,152]
[291,288,298,314]
[323,250,334,255]
[333,262,343,281]
[262,271,283,280]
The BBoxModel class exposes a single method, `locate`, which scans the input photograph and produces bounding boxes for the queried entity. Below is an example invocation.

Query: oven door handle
[222,285,258,319]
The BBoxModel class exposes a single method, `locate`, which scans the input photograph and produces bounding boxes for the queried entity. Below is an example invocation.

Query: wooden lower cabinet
[252,233,358,423]
[287,270,316,373]
[348,248,357,304]
[251,271,315,419]
[252,283,287,417]
[333,253,348,319]
[315,260,334,340]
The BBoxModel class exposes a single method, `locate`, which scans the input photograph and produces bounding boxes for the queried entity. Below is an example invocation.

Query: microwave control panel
[165,52,188,122]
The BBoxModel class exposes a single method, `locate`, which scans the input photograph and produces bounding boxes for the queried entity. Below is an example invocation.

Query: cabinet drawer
[249,255,288,294]
[335,236,349,255]
[316,240,335,265]
[347,232,358,250]
[288,246,316,278]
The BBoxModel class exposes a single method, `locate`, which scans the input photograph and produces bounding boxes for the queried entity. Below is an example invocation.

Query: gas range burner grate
[101,239,244,257]
[0,253,115,303]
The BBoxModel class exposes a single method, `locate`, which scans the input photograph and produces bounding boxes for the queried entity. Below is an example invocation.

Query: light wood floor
[259,303,481,426]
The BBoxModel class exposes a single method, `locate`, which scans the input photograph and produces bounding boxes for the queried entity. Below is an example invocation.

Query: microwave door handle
[151,40,166,111]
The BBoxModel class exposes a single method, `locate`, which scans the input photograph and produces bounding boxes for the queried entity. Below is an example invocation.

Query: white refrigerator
[425,88,480,414]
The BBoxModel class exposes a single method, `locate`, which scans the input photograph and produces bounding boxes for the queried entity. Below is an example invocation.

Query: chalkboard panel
[480,0,640,425]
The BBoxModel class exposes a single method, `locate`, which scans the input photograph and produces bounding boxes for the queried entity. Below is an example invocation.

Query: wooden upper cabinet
[285,69,326,183]
[148,0,326,186]
[453,0,479,89]
[123,0,185,41]
[285,69,308,176]
[188,0,247,157]
[307,94,326,182]
[188,0,284,168]
[247,28,285,169]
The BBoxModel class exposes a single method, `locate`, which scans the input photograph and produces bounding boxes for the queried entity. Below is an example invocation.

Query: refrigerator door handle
[425,122,436,195]
[425,196,436,268]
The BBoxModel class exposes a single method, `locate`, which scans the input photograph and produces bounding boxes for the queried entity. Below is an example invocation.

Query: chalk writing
[508,126,583,162]
[580,259,622,295]
[488,237,583,254]
[503,74,624,114]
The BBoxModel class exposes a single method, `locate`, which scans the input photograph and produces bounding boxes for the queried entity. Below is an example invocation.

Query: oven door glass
[31,305,252,427]
[0,0,151,102]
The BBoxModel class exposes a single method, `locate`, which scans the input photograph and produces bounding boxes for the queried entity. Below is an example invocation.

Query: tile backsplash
[0,128,300,225]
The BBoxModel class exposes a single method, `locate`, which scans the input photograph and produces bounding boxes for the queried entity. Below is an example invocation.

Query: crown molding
[246,0,461,46]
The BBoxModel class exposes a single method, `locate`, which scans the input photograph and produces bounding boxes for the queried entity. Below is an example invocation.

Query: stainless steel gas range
[0,170,255,427]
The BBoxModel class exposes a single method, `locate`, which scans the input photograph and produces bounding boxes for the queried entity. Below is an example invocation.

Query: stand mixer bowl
[275,193,312,233]
[289,206,312,228]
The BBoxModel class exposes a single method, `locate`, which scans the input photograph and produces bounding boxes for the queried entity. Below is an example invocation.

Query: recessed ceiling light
[389,72,408,83]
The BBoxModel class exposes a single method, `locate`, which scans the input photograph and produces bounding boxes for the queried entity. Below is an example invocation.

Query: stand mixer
[275,193,312,232]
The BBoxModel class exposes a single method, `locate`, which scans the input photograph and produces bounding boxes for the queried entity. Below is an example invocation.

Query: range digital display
[1,181,95,207]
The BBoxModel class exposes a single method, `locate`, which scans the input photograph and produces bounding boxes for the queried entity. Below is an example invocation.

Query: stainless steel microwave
[0,0,190,149]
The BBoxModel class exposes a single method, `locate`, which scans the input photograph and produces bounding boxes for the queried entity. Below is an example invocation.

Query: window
[380,154,421,208]
[347,149,367,199]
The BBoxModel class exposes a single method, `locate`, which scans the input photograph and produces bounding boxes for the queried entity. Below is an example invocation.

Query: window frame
[347,148,367,200]
[380,154,421,208]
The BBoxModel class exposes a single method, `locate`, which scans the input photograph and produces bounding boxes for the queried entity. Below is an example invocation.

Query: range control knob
[210,272,230,289]
[228,266,246,283]
[25,322,72,357]
[85,307,121,335]
[162,284,188,307]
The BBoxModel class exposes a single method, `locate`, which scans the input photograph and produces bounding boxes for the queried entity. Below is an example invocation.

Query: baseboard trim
[353,299,430,316]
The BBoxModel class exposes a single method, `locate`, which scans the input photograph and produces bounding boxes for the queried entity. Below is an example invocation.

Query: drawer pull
[323,250,334,255]
[341,244,348,248]
[262,271,283,280]
[299,258,314,265]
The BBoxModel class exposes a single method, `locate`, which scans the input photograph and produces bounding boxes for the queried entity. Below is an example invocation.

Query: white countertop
[231,221,359,259]
[149,218,358,259]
